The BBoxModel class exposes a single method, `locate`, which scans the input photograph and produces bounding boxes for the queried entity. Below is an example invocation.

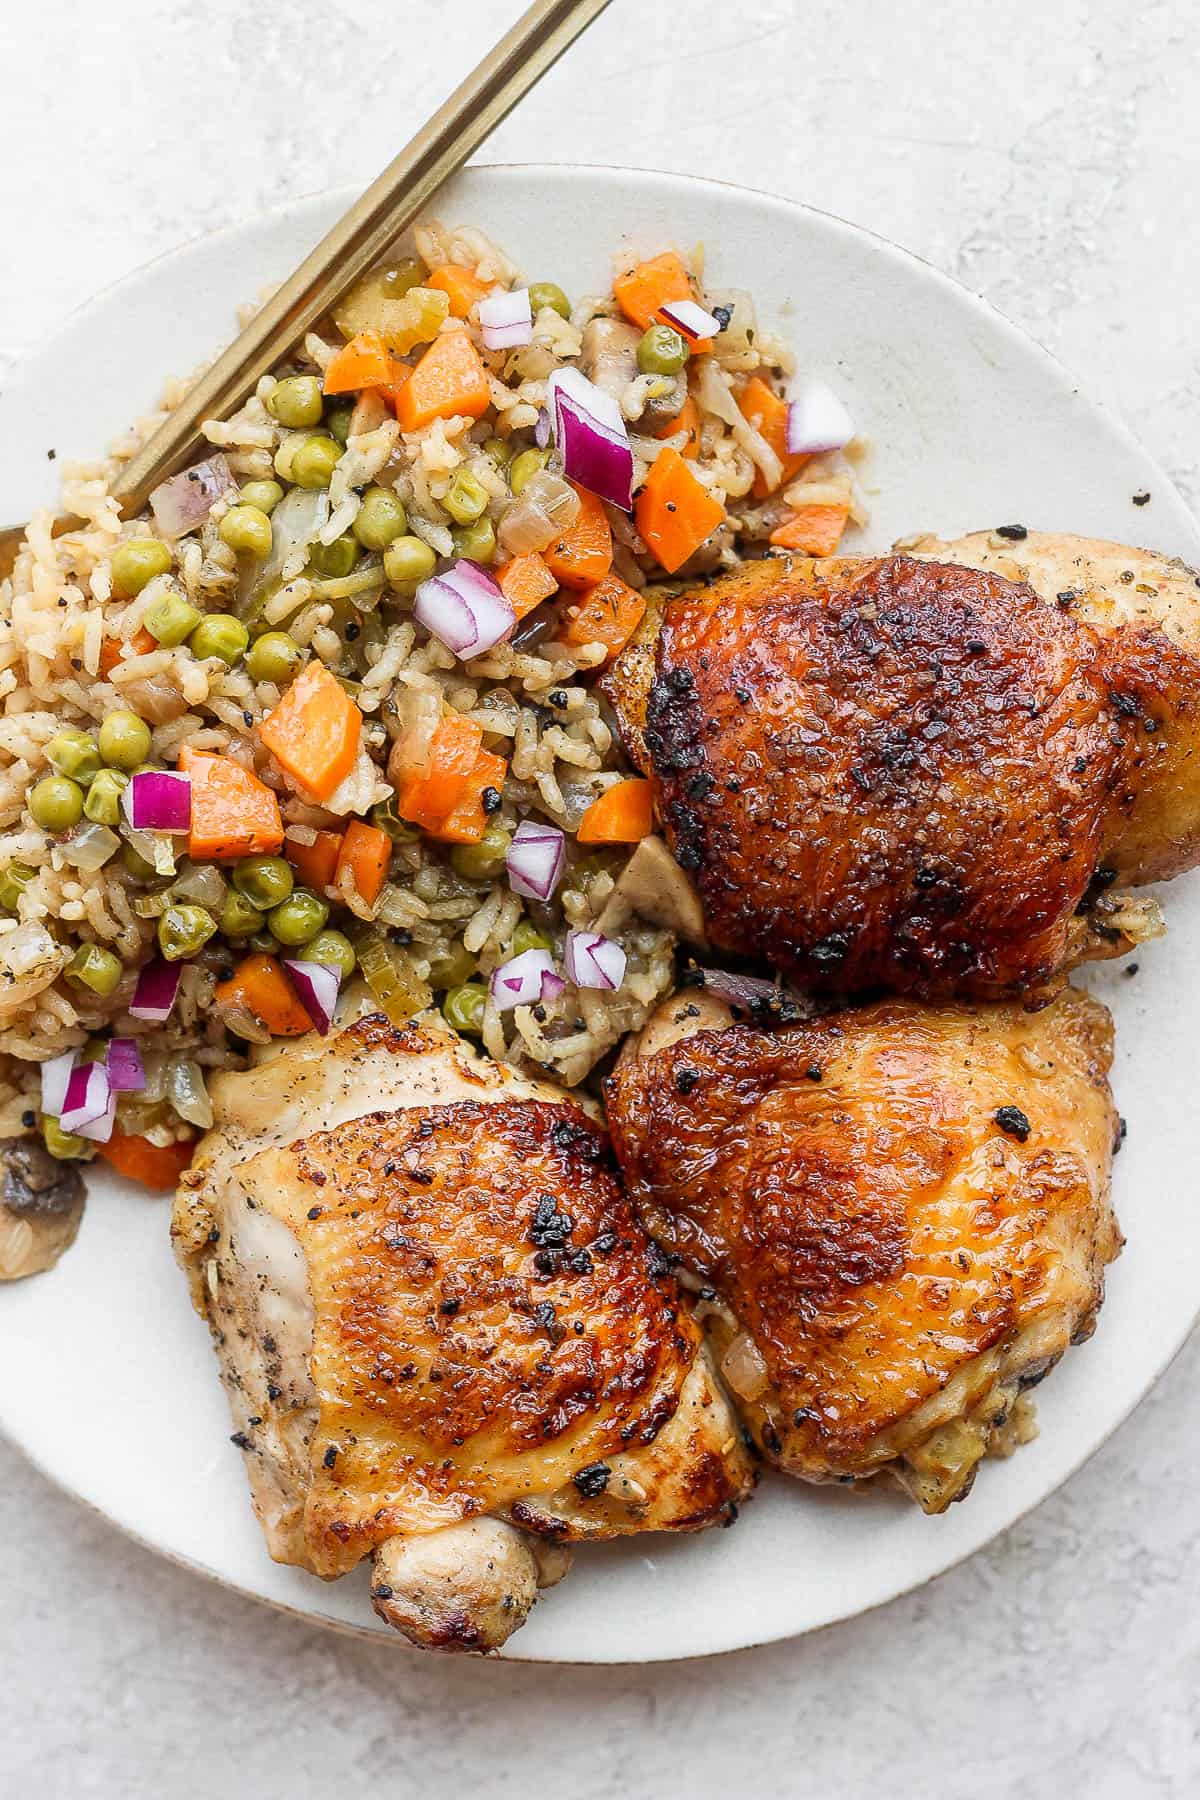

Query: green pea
[188,614,250,666]
[483,435,512,469]
[30,776,84,833]
[232,855,294,911]
[353,486,408,550]
[637,324,688,375]
[245,631,302,685]
[219,890,263,939]
[381,257,426,298]
[83,768,129,827]
[121,842,157,881]
[42,1114,89,1161]
[509,447,550,495]
[267,888,329,947]
[0,863,34,912]
[267,374,325,429]
[302,929,356,979]
[111,538,172,598]
[309,535,359,579]
[528,282,571,321]
[157,903,217,961]
[98,710,152,770]
[451,517,496,565]
[450,824,511,883]
[144,593,203,648]
[442,471,490,526]
[290,434,341,489]
[324,403,355,446]
[66,942,123,997]
[427,940,476,990]
[219,505,273,559]
[238,479,284,515]
[443,981,487,1036]
[383,535,437,591]
[512,920,552,956]
[46,729,100,787]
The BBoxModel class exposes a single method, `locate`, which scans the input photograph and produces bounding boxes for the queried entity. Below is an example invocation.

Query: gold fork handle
[114,0,610,513]
[0,0,610,581]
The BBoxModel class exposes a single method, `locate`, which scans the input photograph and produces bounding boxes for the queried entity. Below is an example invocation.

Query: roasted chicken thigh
[602,534,1200,998]
[606,985,1121,1513]
[173,1012,751,1653]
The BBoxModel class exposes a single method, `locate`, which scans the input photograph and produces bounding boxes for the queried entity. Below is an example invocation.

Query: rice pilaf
[0,219,867,1182]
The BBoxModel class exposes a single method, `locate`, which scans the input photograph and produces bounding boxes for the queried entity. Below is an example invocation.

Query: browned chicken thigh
[606,984,1121,1513]
[603,534,1200,999]
[173,1013,751,1653]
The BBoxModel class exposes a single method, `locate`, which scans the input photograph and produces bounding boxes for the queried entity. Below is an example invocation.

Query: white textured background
[3,2,1199,1794]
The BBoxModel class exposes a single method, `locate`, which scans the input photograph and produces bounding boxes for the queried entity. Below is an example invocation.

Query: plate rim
[3,159,1197,1665]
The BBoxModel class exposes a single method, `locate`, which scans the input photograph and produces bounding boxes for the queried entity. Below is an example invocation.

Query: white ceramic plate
[2,166,1197,1665]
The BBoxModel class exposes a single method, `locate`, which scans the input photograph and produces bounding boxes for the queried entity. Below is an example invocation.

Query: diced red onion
[506,820,565,902]
[129,959,182,1023]
[479,287,533,350]
[534,406,551,449]
[40,1049,76,1119]
[699,967,783,1011]
[282,959,341,1035]
[547,366,633,512]
[785,378,855,457]
[124,769,191,833]
[489,948,561,1011]
[564,930,626,992]
[659,298,722,342]
[414,559,515,660]
[149,454,236,540]
[106,1037,146,1092]
[76,1092,116,1144]
[59,1060,111,1133]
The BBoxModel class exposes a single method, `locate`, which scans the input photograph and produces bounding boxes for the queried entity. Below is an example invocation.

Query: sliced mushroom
[0,1136,86,1280]
[594,834,708,945]
[580,316,641,402]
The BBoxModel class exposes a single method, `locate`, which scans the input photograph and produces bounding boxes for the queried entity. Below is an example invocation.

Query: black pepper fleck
[572,1462,610,1498]
[994,1105,1031,1143]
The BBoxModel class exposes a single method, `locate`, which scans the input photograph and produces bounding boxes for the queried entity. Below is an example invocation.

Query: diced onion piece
[129,960,182,1023]
[40,1050,76,1119]
[413,560,515,660]
[149,454,236,540]
[506,821,565,902]
[106,1038,146,1093]
[167,1058,213,1129]
[357,931,431,1026]
[59,1060,111,1134]
[75,1093,117,1144]
[479,287,533,350]
[658,298,722,342]
[564,930,626,991]
[699,967,784,1012]
[489,949,561,1011]
[785,378,855,456]
[124,770,191,834]
[721,1331,769,1402]
[60,822,120,870]
[282,959,341,1036]
[547,365,634,512]
[534,406,551,449]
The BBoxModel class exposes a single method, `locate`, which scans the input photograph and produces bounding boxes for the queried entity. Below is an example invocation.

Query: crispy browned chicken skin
[174,1014,751,1653]
[606,986,1122,1513]
[603,538,1200,998]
